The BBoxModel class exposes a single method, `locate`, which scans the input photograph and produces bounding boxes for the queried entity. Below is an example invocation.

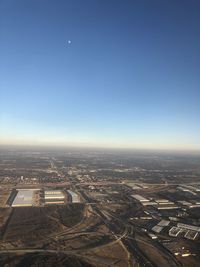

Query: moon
[67,40,71,44]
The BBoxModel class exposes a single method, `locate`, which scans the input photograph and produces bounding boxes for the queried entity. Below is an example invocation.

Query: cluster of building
[177,200,200,209]
[127,183,149,190]
[169,223,200,240]
[151,219,199,241]
[177,185,200,196]
[131,194,178,210]
[10,188,81,207]
[131,188,200,211]
[132,190,200,242]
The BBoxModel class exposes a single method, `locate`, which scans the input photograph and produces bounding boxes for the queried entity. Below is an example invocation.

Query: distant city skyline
[0,1,200,150]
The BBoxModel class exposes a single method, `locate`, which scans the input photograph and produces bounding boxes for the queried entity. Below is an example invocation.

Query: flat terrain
[0,148,200,266]
[0,204,131,267]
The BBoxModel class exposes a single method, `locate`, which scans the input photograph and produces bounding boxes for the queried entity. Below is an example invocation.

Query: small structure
[169,227,182,237]
[148,233,157,239]
[158,220,170,227]
[184,231,198,240]
[155,199,169,204]
[169,224,199,240]
[131,194,149,203]
[152,225,163,233]
[157,204,178,210]
[178,201,192,207]
[142,202,157,206]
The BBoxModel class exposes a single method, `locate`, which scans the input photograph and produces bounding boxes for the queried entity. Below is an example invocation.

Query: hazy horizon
[1,143,200,155]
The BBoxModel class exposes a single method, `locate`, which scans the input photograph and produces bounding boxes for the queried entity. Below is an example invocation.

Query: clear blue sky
[0,0,200,150]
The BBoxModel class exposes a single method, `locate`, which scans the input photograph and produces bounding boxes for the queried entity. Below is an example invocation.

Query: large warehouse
[44,190,65,205]
[67,190,80,203]
[12,189,35,207]
[44,190,65,199]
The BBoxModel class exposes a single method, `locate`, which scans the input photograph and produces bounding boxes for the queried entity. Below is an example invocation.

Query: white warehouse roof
[12,189,35,207]
[131,194,149,202]
[67,190,80,203]
[44,190,65,199]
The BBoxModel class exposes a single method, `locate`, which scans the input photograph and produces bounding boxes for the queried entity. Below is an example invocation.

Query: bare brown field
[0,204,132,267]
[2,205,85,248]
[0,188,10,206]
[84,240,133,267]
[0,252,96,267]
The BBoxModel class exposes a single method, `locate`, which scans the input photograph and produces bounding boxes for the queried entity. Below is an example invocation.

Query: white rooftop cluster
[169,223,199,240]
[131,195,178,209]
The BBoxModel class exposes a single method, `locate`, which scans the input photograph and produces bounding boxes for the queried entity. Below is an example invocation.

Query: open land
[0,146,200,266]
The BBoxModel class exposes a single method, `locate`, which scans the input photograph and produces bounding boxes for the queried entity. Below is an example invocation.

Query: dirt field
[0,252,96,267]
[0,204,135,267]
[1,205,85,248]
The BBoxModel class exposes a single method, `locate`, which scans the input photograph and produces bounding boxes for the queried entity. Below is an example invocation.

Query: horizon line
[0,142,200,153]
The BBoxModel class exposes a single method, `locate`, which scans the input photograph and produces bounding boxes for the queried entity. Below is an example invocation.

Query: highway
[77,188,156,267]
[76,185,183,267]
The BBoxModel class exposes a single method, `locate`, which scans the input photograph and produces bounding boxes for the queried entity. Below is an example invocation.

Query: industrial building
[67,190,80,203]
[181,185,200,192]
[157,205,178,210]
[45,190,65,199]
[131,194,149,202]
[148,233,157,239]
[177,223,200,232]
[169,227,182,237]
[11,189,38,207]
[158,220,170,227]
[178,200,192,207]
[152,220,170,233]
[184,230,198,240]
[127,183,141,190]
[44,190,65,205]
[152,225,163,233]
[155,199,169,204]
[45,200,65,205]
[142,201,157,206]
[169,223,199,240]
[188,204,200,208]
[177,186,197,195]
